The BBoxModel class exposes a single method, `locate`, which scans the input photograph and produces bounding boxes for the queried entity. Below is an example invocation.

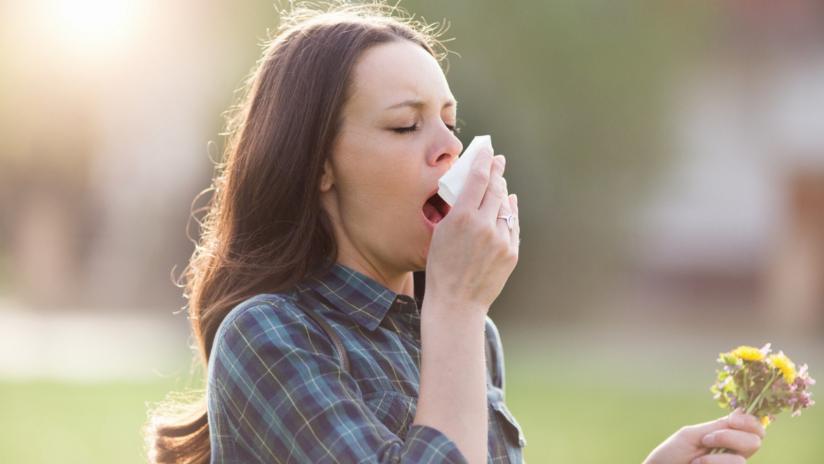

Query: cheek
[337,131,399,181]
[340,166,408,210]
[333,134,425,239]
[338,143,419,201]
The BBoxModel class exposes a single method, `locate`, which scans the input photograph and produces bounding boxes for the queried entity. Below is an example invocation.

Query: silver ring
[496,214,515,230]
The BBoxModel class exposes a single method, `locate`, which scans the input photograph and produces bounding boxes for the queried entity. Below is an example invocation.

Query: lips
[422,189,451,224]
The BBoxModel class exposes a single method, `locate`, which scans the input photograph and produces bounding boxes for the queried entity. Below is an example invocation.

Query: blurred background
[1,0,822,462]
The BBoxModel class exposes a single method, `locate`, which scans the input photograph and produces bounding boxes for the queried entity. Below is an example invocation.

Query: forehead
[346,40,454,111]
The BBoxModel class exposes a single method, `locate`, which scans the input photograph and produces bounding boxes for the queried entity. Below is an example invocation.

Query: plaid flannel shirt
[207,262,527,463]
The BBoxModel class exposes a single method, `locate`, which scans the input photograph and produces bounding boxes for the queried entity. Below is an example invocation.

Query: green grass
[0,380,173,463]
[0,356,820,463]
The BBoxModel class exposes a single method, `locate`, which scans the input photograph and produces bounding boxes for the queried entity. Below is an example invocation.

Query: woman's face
[320,39,463,278]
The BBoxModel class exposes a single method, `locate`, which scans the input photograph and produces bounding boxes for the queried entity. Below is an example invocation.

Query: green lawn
[0,380,172,463]
[0,354,820,463]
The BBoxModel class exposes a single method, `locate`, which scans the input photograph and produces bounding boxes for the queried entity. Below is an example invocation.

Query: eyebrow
[385,98,458,111]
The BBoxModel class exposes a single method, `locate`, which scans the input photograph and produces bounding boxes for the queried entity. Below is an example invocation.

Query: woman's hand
[425,149,520,314]
[417,149,519,464]
[643,409,766,464]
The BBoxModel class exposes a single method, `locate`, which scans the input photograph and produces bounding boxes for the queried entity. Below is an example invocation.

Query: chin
[415,254,428,272]
[412,241,430,271]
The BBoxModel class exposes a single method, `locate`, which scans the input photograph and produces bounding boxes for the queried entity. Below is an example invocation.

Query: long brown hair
[144,2,450,463]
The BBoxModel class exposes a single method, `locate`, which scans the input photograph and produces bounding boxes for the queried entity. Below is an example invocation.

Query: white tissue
[437,135,494,206]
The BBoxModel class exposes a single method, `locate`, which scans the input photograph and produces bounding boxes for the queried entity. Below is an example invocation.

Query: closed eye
[392,124,418,134]
[391,122,461,135]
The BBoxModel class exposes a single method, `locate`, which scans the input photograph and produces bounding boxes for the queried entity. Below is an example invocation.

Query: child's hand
[643,409,765,464]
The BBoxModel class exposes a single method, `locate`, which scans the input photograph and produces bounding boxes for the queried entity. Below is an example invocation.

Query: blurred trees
[0,1,713,324]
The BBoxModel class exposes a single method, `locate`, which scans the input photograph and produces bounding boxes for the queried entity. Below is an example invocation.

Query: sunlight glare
[45,0,141,55]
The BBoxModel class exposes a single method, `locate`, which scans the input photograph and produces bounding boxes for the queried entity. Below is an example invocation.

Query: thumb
[679,409,741,439]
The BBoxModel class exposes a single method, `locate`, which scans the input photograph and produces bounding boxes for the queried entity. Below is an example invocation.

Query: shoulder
[214,293,297,346]
[208,291,353,401]
[210,292,335,364]
[218,292,300,329]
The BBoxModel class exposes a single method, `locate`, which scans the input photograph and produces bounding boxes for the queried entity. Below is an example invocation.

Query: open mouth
[422,192,451,224]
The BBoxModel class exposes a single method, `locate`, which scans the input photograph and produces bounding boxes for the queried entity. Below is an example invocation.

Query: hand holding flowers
[644,342,815,464]
[643,408,765,464]
[708,343,816,454]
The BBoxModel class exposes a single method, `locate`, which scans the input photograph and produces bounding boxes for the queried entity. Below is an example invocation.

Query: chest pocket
[363,390,417,437]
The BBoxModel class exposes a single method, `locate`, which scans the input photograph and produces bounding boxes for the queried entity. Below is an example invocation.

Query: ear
[319,158,335,193]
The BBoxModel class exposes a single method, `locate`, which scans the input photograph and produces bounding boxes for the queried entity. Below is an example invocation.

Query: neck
[336,253,415,298]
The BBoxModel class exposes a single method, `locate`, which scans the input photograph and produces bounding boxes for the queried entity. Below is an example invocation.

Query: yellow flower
[732,345,765,362]
[760,416,771,428]
[769,352,797,384]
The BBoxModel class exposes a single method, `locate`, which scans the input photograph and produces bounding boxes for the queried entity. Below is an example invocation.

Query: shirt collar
[296,262,425,331]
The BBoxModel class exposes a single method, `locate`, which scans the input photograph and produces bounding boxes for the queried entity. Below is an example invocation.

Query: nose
[428,126,463,168]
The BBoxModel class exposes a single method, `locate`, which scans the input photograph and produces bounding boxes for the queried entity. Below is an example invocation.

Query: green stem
[745,372,778,416]
[709,371,778,455]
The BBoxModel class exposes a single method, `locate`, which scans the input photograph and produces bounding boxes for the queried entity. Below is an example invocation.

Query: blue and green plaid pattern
[207,262,527,463]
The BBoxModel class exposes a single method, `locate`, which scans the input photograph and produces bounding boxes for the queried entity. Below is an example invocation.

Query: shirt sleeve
[207,298,469,464]
[484,316,506,391]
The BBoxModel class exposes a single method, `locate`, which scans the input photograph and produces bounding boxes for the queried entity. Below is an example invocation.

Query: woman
[147,3,765,463]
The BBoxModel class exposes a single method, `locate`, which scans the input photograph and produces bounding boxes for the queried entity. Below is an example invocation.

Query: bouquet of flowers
[709,343,816,454]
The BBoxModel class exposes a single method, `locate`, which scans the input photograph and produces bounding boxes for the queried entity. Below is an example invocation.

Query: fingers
[495,197,512,240]
[508,194,520,248]
[677,410,765,464]
[493,159,512,237]
[690,454,746,464]
[727,409,766,440]
[680,416,733,440]
[454,146,494,212]
[701,430,762,458]
[682,409,765,441]
[479,155,507,221]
